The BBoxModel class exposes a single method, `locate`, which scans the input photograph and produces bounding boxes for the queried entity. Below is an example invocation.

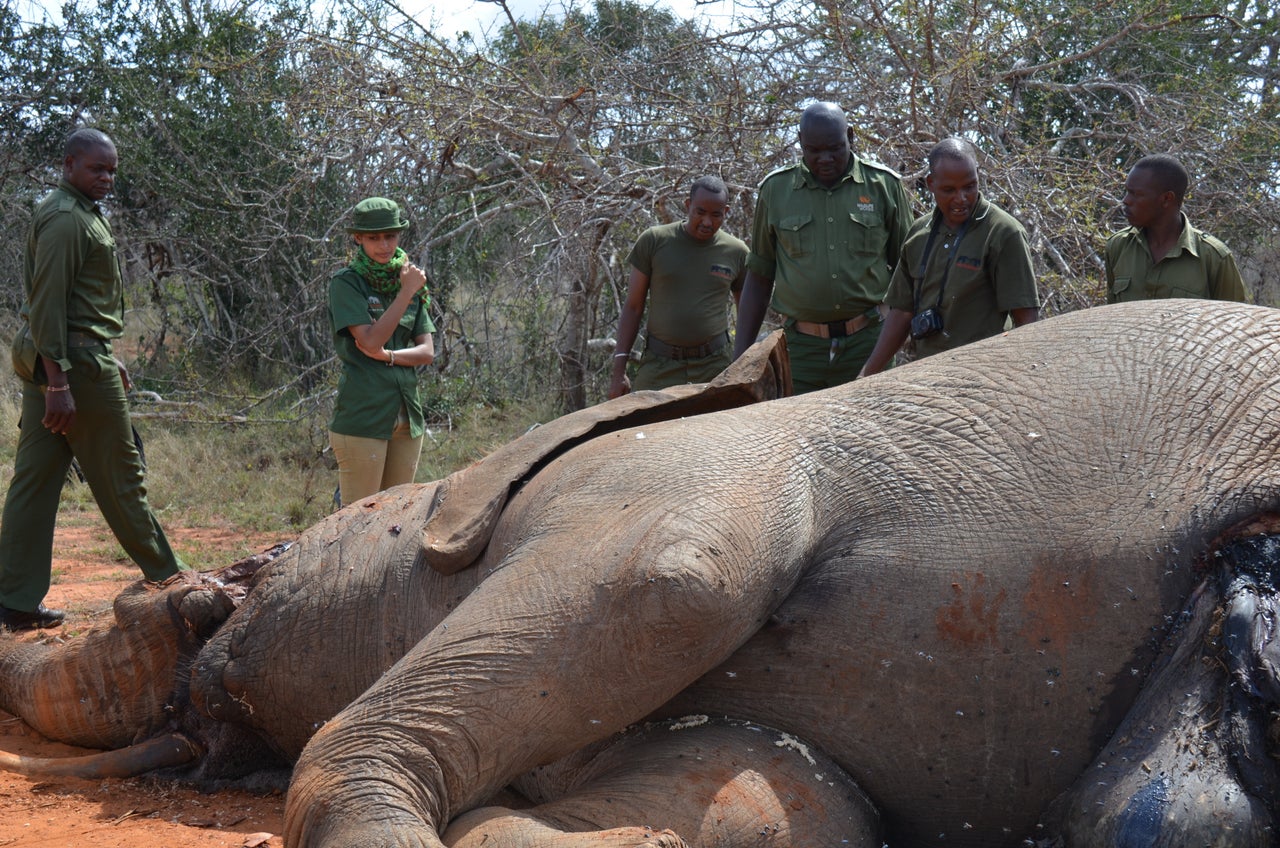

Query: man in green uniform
[733,101,913,393]
[1105,154,1248,303]
[0,128,185,631]
[609,175,747,397]
[860,138,1040,376]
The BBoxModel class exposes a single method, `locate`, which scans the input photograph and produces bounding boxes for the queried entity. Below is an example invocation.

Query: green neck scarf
[350,247,408,297]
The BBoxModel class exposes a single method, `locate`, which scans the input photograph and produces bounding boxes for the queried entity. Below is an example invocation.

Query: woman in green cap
[328,197,435,506]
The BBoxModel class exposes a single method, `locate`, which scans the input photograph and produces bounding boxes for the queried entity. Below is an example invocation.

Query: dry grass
[0,370,560,540]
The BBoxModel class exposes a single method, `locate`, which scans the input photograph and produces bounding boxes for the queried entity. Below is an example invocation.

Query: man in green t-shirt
[0,128,186,631]
[1105,154,1248,304]
[733,101,913,393]
[609,175,748,397]
[860,138,1040,376]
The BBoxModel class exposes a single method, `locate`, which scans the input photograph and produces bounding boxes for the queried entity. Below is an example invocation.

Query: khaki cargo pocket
[1110,276,1132,298]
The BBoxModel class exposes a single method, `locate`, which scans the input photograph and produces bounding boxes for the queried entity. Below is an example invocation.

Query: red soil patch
[0,522,290,848]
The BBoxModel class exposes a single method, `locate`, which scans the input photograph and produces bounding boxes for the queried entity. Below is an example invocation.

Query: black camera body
[910,308,944,340]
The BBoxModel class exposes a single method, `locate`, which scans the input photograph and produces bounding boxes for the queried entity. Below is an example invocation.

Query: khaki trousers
[329,415,423,507]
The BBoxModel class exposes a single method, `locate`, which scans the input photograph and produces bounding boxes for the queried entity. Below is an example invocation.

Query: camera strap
[912,215,971,315]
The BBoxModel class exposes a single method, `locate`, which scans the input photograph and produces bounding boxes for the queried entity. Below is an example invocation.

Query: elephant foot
[443,717,880,848]
[1047,572,1280,846]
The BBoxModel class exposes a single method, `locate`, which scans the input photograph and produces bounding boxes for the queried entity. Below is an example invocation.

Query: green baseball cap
[347,197,410,233]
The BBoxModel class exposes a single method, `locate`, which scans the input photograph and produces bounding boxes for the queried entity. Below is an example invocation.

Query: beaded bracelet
[46,385,70,392]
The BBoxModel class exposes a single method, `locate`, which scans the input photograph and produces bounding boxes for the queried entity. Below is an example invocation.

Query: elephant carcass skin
[1,300,1278,848]
[267,300,1279,847]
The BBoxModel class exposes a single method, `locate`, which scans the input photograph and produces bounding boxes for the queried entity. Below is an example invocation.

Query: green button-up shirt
[328,267,435,440]
[22,179,125,372]
[885,197,1040,359]
[747,157,913,322]
[1105,214,1248,304]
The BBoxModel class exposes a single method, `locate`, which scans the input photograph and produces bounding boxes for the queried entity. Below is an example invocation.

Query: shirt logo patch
[956,255,982,271]
[856,197,877,212]
[709,263,734,280]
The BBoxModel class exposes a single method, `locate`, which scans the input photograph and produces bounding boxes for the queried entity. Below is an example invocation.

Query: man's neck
[1143,212,1184,263]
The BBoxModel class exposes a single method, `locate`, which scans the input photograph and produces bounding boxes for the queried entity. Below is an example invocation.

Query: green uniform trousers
[784,322,884,394]
[0,344,183,611]
[633,349,731,391]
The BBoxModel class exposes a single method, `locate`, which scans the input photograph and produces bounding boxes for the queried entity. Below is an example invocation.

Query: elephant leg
[285,463,819,848]
[1047,577,1279,846]
[442,718,880,848]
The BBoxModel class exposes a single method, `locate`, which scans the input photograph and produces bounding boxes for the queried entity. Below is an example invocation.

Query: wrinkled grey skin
[3,300,1280,848]
[271,301,1278,846]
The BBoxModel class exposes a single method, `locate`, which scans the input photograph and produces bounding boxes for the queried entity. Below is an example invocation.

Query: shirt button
[827,217,834,222]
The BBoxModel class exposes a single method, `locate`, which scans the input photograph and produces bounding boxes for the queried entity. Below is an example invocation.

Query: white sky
[368,0,740,41]
[19,0,738,41]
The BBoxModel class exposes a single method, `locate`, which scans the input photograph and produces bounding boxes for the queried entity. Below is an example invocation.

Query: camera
[910,308,944,340]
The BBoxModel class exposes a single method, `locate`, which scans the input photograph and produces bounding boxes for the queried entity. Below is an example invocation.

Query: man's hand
[115,357,132,391]
[42,385,75,435]
[40,356,76,435]
[607,373,631,400]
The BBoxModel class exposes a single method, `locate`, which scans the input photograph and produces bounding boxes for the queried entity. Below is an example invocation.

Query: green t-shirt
[746,157,914,322]
[885,197,1040,359]
[22,180,125,373]
[328,267,435,440]
[1104,214,1248,303]
[628,221,747,346]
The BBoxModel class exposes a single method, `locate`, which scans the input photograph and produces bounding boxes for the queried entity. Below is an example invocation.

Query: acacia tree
[787,0,1280,309]
[4,0,1276,417]
[61,0,355,386]
[311,0,781,411]
[0,0,86,323]
[355,0,1280,410]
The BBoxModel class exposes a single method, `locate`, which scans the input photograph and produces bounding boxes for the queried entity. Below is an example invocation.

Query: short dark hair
[927,137,979,175]
[1132,154,1189,202]
[688,175,729,202]
[64,128,115,159]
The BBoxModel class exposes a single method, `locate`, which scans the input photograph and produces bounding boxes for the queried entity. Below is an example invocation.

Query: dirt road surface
[0,522,289,848]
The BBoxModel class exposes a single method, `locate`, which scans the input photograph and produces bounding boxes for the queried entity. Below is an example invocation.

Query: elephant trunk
[0,732,201,778]
[0,549,280,750]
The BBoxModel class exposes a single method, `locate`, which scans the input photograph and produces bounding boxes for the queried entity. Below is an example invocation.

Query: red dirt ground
[0,523,290,848]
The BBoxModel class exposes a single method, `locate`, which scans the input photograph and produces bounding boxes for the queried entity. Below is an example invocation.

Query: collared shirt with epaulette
[885,196,1040,359]
[22,179,125,373]
[1105,213,1248,303]
[746,156,913,322]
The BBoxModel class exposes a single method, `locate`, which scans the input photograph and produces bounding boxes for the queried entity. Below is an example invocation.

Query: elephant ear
[421,330,790,574]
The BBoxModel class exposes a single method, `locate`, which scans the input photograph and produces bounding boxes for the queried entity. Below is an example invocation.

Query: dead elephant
[1,299,1279,848]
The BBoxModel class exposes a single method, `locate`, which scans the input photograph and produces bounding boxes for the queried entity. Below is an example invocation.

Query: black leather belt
[645,330,730,361]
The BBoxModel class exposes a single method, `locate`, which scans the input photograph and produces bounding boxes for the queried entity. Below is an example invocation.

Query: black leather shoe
[0,604,65,631]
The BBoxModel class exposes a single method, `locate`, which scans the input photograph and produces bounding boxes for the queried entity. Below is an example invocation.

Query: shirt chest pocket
[777,215,813,259]
[86,226,120,282]
[848,211,888,257]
